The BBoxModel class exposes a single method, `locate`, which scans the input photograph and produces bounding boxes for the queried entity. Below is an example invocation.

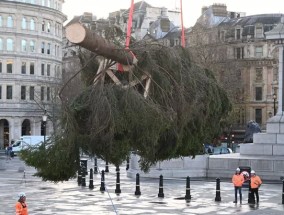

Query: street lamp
[42,110,47,147]
[273,93,277,116]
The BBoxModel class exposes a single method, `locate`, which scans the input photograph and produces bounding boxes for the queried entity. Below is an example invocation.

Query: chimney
[212,3,227,17]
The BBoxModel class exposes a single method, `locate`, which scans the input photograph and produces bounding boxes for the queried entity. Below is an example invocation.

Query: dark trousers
[251,188,259,203]
[234,186,242,202]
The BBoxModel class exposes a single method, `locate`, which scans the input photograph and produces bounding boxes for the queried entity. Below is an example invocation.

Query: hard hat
[18,192,26,198]
[251,170,256,174]
[236,168,240,172]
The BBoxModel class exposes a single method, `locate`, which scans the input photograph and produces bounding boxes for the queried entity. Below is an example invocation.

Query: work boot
[233,200,237,203]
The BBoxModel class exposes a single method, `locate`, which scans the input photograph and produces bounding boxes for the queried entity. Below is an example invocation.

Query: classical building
[0,0,66,148]
[188,4,282,141]
[109,1,181,41]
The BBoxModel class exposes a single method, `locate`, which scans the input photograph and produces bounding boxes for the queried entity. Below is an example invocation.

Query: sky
[62,0,284,27]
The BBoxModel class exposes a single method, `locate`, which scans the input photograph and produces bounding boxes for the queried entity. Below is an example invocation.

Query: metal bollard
[77,168,82,186]
[215,178,221,202]
[94,158,98,174]
[248,179,255,204]
[116,165,120,173]
[126,157,130,170]
[135,173,141,196]
[105,160,109,172]
[115,171,121,194]
[185,176,191,200]
[89,168,94,189]
[158,175,164,198]
[100,170,106,192]
[282,179,284,205]
[81,170,86,187]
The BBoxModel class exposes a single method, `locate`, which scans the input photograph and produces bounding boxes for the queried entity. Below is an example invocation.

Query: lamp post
[273,93,277,116]
[42,110,47,147]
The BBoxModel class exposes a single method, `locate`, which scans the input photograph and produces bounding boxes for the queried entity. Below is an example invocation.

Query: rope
[96,164,119,215]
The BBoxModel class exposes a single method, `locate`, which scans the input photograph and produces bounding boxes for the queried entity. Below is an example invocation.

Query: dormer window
[255,26,263,38]
[235,28,241,40]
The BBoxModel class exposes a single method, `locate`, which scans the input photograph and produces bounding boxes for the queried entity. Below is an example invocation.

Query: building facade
[188,4,282,140]
[109,1,181,41]
[0,0,66,148]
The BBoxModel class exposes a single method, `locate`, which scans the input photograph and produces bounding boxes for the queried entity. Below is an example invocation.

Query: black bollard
[81,170,86,187]
[135,173,141,196]
[94,158,98,174]
[100,170,106,192]
[126,157,130,170]
[115,171,121,194]
[116,165,120,173]
[282,179,284,205]
[215,178,221,202]
[105,160,109,173]
[185,176,191,200]
[158,175,164,198]
[77,168,82,186]
[89,168,94,189]
[248,179,255,204]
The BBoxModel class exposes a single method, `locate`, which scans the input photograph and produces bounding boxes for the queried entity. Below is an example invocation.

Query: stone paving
[0,156,283,215]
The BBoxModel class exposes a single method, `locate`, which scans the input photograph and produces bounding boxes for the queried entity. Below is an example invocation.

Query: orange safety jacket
[15,201,28,215]
[251,175,262,189]
[232,174,244,187]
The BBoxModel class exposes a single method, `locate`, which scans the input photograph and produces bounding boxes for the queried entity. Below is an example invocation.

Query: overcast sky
[62,0,284,27]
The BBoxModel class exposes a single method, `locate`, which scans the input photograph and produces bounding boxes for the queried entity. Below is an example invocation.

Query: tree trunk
[65,23,135,65]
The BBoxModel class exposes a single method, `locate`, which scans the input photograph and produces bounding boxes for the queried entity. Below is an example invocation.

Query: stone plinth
[207,153,284,181]
[127,154,208,178]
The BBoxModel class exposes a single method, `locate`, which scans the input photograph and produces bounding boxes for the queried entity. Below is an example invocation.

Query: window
[29,86,34,100]
[255,87,262,101]
[0,16,2,27]
[47,0,51,7]
[21,62,26,74]
[42,21,45,31]
[30,40,35,52]
[255,26,263,38]
[40,86,44,101]
[0,38,2,50]
[6,85,12,99]
[236,28,241,40]
[41,63,45,75]
[255,46,263,58]
[47,64,50,76]
[47,87,50,101]
[41,42,45,53]
[30,62,34,75]
[47,43,51,54]
[22,17,27,29]
[21,86,26,100]
[30,19,35,30]
[7,16,13,28]
[7,60,13,73]
[47,22,51,33]
[7,39,13,51]
[42,0,45,6]
[235,47,244,59]
[0,86,1,99]
[220,30,225,41]
[255,109,262,125]
[0,61,2,73]
[21,40,27,52]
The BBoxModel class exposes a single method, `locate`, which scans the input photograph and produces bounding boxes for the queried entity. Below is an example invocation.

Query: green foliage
[21,42,231,182]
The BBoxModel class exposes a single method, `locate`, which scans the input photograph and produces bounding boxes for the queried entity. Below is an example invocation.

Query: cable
[96,162,119,215]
